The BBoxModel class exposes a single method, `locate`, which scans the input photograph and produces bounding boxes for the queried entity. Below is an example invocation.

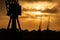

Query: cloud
[22,6,59,13]
[57,5,60,8]
[41,7,58,13]
[20,0,53,2]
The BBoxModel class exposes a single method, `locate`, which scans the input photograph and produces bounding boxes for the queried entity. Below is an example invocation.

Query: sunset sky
[0,0,60,31]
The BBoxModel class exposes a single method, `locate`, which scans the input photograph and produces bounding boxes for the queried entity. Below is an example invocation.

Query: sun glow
[36,11,42,15]
[35,6,41,10]
[34,6,46,10]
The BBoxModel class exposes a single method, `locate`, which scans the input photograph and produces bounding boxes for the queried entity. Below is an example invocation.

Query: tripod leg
[17,17,21,31]
[7,17,11,30]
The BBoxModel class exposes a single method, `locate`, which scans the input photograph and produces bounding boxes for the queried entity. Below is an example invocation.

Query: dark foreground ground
[0,29,60,40]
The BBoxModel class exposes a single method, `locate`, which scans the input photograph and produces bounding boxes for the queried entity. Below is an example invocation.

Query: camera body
[7,3,21,16]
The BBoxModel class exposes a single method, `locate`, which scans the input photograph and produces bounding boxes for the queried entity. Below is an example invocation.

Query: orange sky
[0,0,60,31]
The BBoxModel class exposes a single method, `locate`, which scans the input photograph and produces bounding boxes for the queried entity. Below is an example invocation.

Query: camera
[7,3,21,16]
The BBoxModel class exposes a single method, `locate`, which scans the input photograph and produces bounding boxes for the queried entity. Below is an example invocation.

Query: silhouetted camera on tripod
[6,0,22,31]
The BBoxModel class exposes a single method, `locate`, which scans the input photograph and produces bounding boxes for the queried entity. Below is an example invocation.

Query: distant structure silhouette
[38,16,42,31]
[5,0,21,31]
[38,15,51,31]
[47,16,50,30]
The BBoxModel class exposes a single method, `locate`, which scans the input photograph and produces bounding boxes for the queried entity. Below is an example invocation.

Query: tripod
[7,15,21,31]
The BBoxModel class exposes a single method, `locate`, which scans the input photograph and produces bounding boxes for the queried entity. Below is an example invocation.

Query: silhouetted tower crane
[5,0,21,31]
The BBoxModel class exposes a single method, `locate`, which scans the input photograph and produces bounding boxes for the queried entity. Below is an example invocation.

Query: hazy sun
[36,11,42,15]
[35,6,45,10]
[35,6,41,10]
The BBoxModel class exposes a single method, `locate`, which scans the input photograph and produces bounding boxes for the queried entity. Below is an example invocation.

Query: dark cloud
[41,7,58,13]
[22,7,58,13]
[20,0,53,2]
[58,5,60,8]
